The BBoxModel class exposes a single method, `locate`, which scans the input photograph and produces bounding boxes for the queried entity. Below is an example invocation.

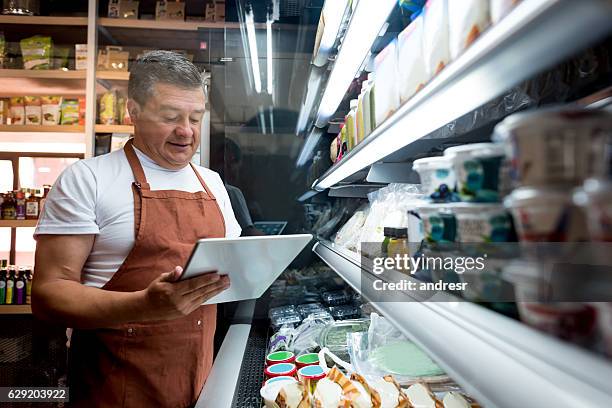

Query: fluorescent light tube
[296,128,324,167]
[315,0,396,127]
[266,19,273,95]
[313,0,350,67]
[246,9,262,94]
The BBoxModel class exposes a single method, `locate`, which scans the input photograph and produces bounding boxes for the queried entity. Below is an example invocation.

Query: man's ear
[127,99,140,121]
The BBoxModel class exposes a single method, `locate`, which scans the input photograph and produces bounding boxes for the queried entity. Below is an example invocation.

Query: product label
[0,281,5,289]
[16,281,24,289]
[26,201,39,217]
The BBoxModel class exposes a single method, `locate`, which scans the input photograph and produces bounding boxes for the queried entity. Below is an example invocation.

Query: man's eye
[190,118,201,124]
[164,116,178,122]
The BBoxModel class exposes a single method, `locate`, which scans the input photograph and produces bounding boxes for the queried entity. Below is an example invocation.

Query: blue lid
[267,363,295,374]
[298,365,325,376]
[266,376,296,385]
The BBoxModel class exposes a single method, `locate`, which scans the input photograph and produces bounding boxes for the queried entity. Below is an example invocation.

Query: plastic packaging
[493,107,612,188]
[422,0,450,80]
[444,143,510,203]
[60,99,80,125]
[373,39,400,127]
[573,179,612,242]
[321,290,351,306]
[296,303,327,320]
[334,205,370,252]
[288,314,334,356]
[504,187,588,242]
[413,156,457,202]
[448,0,490,60]
[415,203,456,243]
[99,90,117,125]
[24,96,41,125]
[451,203,513,243]
[9,97,24,125]
[397,14,426,104]
[328,304,362,320]
[41,96,61,125]
[20,36,52,70]
[319,319,370,361]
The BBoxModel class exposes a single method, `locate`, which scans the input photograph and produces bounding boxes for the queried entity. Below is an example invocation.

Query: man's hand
[142,267,230,320]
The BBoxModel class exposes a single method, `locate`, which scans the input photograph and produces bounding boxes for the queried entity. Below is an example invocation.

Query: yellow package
[99,91,116,125]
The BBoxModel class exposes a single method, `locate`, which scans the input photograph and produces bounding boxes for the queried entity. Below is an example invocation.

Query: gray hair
[128,50,203,106]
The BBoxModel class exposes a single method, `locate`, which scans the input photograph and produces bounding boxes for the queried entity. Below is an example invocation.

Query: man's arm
[32,234,230,329]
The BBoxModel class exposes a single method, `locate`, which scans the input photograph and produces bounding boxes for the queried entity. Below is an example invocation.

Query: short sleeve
[210,173,242,238]
[34,161,100,237]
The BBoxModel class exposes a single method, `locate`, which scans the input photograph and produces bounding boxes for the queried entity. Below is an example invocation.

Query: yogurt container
[493,107,612,187]
[415,204,457,243]
[260,378,298,408]
[504,261,597,345]
[295,353,319,368]
[450,203,513,243]
[266,351,295,366]
[573,178,612,242]
[413,156,457,202]
[444,143,510,202]
[504,187,588,242]
[296,365,326,381]
[264,363,297,379]
[264,376,297,387]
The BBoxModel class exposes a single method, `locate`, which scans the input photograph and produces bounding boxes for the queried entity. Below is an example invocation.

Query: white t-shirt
[35,147,241,288]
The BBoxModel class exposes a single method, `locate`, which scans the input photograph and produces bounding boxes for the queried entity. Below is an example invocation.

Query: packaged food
[156,0,185,21]
[312,367,357,408]
[319,319,370,360]
[328,304,362,320]
[444,143,510,203]
[20,36,52,70]
[0,32,6,68]
[321,290,350,306]
[296,303,327,320]
[264,376,297,387]
[346,100,358,151]
[490,0,521,24]
[373,39,400,127]
[9,97,25,125]
[266,351,295,367]
[99,91,117,125]
[52,46,70,70]
[75,44,88,70]
[504,261,597,344]
[451,203,513,243]
[504,187,588,242]
[413,156,457,202]
[573,179,612,242]
[60,99,80,125]
[397,14,427,104]
[415,204,456,243]
[24,96,41,125]
[353,374,409,408]
[493,108,612,188]
[0,98,6,124]
[406,383,442,408]
[297,364,326,382]
[41,96,62,125]
[265,381,309,408]
[270,309,301,329]
[295,353,319,368]
[443,391,474,408]
[448,0,490,60]
[78,97,86,125]
[422,0,450,80]
[108,0,139,19]
[265,363,297,379]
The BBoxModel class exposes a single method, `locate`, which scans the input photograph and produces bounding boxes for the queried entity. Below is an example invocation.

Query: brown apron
[69,139,226,407]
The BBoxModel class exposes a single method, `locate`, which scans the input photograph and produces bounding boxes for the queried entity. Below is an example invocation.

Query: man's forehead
[147,83,205,111]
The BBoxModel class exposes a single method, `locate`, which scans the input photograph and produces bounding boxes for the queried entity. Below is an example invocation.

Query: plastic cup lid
[298,365,326,380]
[265,363,296,376]
[265,376,297,387]
[267,351,295,362]
[504,187,570,208]
[443,143,505,158]
[412,156,450,169]
[296,353,319,364]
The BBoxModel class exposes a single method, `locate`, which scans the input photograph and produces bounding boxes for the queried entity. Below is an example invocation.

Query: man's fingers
[183,277,230,302]
[176,272,222,293]
[159,266,182,283]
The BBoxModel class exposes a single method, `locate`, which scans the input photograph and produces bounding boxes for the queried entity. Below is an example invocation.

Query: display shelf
[312,0,612,190]
[0,15,88,26]
[95,124,134,134]
[98,17,243,31]
[313,240,612,408]
[0,69,86,79]
[96,71,130,81]
[0,220,38,228]
[0,125,84,133]
[0,305,32,314]
[328,183,385,198]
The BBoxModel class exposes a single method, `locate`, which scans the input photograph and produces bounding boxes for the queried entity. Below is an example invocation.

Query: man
[32,51,241,407]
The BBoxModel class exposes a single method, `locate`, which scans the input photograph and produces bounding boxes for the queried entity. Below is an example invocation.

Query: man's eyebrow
[159,105,205,114]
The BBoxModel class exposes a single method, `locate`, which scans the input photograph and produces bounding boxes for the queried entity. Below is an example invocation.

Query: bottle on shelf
[26,189,40,220]
[15,268,26,305]
[40,184,51,213]
[0,260,7,305]
[25,267,33,305]
[1,192,16,220]
[5,266,15,304]
[15,190,26,220]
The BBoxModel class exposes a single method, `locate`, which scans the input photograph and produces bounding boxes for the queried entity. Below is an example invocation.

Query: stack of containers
[494,107,612,350]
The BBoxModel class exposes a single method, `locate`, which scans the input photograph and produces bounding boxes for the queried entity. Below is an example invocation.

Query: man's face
[130,83,205,170]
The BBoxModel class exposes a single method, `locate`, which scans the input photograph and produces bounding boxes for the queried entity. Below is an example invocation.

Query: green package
[60,99,79,125]
[20,36,53,70]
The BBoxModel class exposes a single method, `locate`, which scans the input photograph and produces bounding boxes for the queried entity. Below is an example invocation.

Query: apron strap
[124,139,151,190]
[189,162,217,199]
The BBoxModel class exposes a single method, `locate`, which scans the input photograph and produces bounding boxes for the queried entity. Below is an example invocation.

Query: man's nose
[175,119,194,138]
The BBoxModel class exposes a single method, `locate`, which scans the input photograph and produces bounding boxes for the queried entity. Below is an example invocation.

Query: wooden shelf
[0,15,88,26]
[96,71,130,80]
[0,305,32,314]
[98,17,245,31]
[0,220,38,228]
[0,125,84,133]
[0,69,86,79]
[95,124,134,134]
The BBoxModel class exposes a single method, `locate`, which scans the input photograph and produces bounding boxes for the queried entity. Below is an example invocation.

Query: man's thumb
[160,266,182,282]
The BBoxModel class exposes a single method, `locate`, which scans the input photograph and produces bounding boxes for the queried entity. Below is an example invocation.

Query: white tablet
[181,234,313,304]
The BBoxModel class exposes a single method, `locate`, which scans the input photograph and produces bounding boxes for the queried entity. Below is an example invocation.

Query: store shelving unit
[94,124,134,134]
[96,71,130,80]
[0,125,85,133]
[313,240,612,408]
[0,15,88,26]
[0,220,38,228]
[311,0,612,190]
[98,17,236,31]
[0,305,32,315]
[0,69,87,79]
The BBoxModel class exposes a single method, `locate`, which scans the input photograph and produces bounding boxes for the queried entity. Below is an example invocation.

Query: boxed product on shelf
[24,96,42,125]
[52,45,70,70]
[20,36,52,70]
[448,0,490,60]
[423,0,450,80]
[99,90,117,125]
[9,97,25,125]
[60,98,79,125]
[373,39,400,127]
[108,0,139,19]
[397,13,427,104]
[156,1,186,21]
[78,96,86,126]
[75,44,87,70]
[98,46,129,71]
[41,96,62,125]
[0,32,5,68]
[0,98,6,124]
